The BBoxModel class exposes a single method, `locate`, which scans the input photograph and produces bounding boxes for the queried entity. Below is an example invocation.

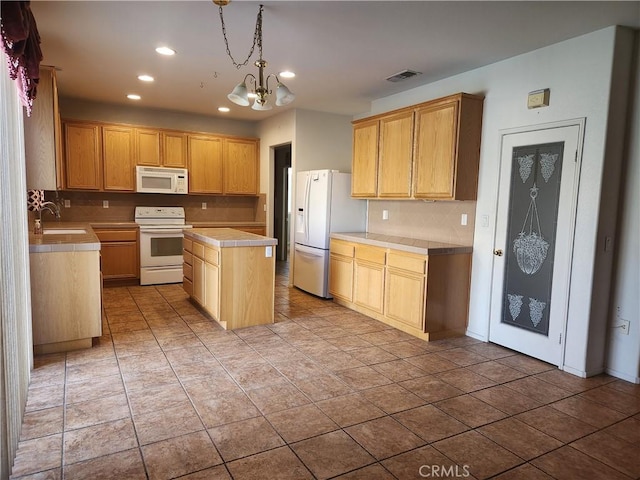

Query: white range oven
[135,206,192,285]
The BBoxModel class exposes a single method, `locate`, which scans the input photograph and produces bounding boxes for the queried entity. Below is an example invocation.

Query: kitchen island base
[183,229,277,330]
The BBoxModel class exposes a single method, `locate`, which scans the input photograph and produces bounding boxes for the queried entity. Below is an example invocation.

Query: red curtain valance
[1,1,43,116]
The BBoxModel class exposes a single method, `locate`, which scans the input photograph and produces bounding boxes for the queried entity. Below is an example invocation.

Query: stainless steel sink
[43,229,87,235]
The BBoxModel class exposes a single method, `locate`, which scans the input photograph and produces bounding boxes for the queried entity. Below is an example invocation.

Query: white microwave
[136,166,188,194]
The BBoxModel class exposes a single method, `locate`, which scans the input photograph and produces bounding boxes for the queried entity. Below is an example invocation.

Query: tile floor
[10,262,640,480]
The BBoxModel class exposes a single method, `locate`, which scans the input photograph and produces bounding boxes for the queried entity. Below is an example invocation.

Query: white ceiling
[30,1,640,122]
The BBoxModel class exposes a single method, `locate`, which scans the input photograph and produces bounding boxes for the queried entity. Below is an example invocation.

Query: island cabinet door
[204,248,220,320]
[192,255,205,306]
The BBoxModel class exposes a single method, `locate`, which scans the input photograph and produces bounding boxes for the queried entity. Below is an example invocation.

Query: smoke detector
[386,69,422,83]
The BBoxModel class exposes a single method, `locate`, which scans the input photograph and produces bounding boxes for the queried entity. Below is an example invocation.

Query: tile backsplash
[39,191,266,224]
[367,200,476,246]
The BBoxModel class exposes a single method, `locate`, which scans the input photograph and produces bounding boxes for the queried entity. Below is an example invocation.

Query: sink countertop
[29,222,101,253]
[185,228,277,248]
[330,232,472,256]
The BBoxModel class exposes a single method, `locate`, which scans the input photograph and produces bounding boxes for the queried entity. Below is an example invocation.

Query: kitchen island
[29,222,102,354]
[183,228,277,330]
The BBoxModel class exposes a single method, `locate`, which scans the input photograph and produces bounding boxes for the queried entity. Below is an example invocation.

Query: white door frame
[489,118,586,368]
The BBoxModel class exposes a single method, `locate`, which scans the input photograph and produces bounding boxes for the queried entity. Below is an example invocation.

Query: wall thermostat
[528,89,550,109]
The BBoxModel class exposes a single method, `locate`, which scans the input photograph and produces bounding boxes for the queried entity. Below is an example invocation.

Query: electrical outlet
[382,210,389,220]
[202,202,207,210]
[263,204,267,212]
[481,214,489,228]
[619,319,630,335]
[64,199,71,208]
[102,200,109,208]
[461,213,468,226]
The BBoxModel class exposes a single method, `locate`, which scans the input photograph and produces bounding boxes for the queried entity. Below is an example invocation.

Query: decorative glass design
[501,142,565,335]
[507,294,523,321]
[518,154,534,183]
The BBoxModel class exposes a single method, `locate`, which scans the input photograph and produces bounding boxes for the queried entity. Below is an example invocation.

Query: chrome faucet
[38,201,61,220]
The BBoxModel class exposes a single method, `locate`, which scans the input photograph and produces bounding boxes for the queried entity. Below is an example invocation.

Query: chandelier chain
[218,4,264,69]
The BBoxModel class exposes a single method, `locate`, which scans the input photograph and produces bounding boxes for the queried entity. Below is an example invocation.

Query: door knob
[494,249,503,256]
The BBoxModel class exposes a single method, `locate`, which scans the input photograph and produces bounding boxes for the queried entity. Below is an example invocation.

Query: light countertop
[330,232,472,255]
[185,228,277,248]
[29,222,101,253]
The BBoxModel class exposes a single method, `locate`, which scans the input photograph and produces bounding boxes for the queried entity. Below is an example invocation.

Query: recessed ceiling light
[155,46,175,56]
[218,107,230,113]
[279,71,295,79]
[138,74,154,82]
[127,94,141,100]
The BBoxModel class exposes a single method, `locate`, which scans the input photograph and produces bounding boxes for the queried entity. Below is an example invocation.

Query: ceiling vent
[386,69,422,83]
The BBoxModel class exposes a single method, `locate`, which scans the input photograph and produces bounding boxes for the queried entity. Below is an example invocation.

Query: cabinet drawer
[183,277,193,296]
[205,247,219,265]
[183,237,193,253]
[355,244,386,264]
[183,250,193,266]
[192,241,205,259]
[94,229,138,242]
[387,251,427,274]
[330,239,355,258]
[183,262,193,281]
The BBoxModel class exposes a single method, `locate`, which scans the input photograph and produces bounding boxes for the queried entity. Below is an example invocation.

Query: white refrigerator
[293,169,366,298]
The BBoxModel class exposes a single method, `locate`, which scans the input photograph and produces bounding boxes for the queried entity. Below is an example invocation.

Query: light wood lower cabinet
[94,228,139,284]
[353,243,386,313]
[328,254,354,301]
[30,250,102,354]
[329,238,471,340]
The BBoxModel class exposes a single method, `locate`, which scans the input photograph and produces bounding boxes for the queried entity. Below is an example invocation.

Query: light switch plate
[102,200,109,208]
[202,202,207,210]
[64,199,71,208]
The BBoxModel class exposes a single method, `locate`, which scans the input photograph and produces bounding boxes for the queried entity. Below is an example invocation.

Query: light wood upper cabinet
[103,125,135,191]
[351,119,379,197]
[24,66,64,190]
[64,122,101,190]
[135,129,187,168]
[378,110,414,198]
[61,119,259,195]
[135,128,161,166]
[224,138,259,195]
[188,135,223,193]
[351,92,483,200]
[413,94,483,200]
[162,131,188,168]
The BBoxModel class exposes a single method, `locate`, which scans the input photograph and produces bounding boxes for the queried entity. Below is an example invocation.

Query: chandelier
[214,1,295,111]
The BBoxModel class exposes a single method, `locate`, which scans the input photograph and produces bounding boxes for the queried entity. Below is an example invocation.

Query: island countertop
[184,228,277,248]
[29,222,101,253]
[330,232,472,255]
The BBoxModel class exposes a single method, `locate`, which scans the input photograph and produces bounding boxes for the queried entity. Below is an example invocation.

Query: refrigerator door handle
[304,174,311,244]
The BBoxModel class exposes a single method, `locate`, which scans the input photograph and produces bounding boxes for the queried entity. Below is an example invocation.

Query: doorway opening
[273,144,292,270]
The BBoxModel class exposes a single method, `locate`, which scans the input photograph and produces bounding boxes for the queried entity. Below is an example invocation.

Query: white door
[489,121,583,366]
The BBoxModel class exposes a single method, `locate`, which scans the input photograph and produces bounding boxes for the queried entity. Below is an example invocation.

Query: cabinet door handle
[493,249,503,256]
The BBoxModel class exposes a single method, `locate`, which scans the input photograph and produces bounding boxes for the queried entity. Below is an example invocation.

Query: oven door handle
[139,229,186,234]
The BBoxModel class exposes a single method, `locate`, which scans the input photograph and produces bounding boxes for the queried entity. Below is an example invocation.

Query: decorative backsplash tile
[38,191,266,224]
[367,200,476,246]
